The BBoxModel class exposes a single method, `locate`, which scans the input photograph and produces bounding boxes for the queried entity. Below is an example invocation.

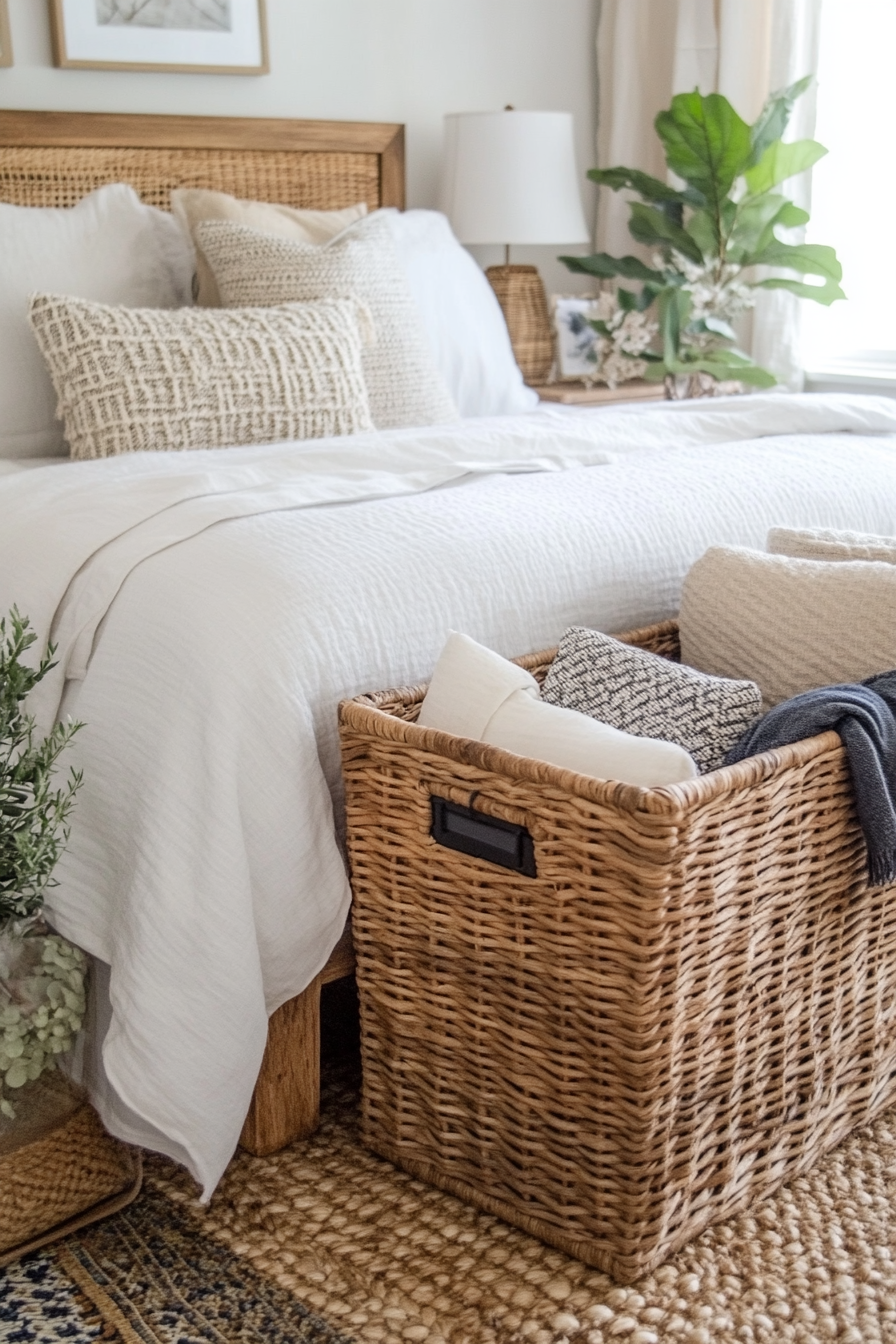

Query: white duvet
[2,392,896,1196]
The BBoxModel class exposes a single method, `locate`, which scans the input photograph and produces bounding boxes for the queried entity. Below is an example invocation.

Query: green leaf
[666,356,778,387]
[687,315,737,342]
[627,201,704,265]
[728,192,789,253]
[776,201,810,229]
[558,252,663,283]
[657,287,690,363]
[755,274,846,305]
[586,165,702,207]
[732,197,813,263]
[615,287,639,312]
[655,90,753,207]
[745,239,842,282]
[748,75,813,166]
[743,138,827,195]
[685,208,718,259]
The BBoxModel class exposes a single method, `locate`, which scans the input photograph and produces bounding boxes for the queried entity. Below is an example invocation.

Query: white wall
[0,0,599,294]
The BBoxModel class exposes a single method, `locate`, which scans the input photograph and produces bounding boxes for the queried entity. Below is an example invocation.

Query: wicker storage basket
[0,1080,142,1265]
[339,619,896,1283]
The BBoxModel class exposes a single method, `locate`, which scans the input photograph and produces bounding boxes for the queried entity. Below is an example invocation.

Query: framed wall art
[49,0,269,75]
[0,2,13,68]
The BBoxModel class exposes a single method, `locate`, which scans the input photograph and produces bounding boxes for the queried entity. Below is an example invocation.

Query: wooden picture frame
[0,1,13,69]
[50,0,269,75]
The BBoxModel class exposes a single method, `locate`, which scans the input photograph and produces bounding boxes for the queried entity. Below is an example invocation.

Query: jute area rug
[4,1059,896,1344]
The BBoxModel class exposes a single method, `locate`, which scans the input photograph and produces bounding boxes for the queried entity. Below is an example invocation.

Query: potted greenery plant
[0,608,85,1129]
[561,77,844,395]
[0,609,143,1265]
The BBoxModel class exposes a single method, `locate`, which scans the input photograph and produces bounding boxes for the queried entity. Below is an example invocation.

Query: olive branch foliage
[561,77,844,388]
[0,609,82,923]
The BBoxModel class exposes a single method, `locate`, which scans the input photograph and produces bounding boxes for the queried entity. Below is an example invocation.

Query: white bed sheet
[2,393,896,1195]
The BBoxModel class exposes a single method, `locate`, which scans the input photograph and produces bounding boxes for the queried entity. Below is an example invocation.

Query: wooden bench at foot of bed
[240,924,355,1156]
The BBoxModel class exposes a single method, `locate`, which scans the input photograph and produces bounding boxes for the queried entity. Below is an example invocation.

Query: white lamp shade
[439,110,589,247]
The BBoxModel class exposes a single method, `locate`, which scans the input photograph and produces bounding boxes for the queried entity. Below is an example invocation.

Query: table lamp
[439,109,589,384]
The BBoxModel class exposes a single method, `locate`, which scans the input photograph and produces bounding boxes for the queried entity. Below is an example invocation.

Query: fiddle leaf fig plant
[0,609,82,924]
[561,77,844,393]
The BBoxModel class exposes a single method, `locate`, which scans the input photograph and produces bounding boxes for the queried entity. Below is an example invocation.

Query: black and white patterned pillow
[540,627,762,773]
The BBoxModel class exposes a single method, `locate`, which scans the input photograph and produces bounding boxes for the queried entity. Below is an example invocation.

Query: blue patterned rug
[7,1049,896,1343]
[1,1183,349,1344]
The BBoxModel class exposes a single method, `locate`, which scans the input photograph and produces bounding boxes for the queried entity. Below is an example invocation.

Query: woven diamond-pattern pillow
[29,292,373,460]
[196,213,459,432]
[540,626,762,773]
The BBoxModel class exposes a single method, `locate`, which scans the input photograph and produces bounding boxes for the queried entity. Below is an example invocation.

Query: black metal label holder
[430,796,536,877]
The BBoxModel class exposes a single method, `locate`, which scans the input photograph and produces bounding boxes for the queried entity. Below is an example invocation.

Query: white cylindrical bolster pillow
[417,632,698,787]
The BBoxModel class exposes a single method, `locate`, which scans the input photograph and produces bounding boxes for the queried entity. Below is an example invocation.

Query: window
[802,0,896,382]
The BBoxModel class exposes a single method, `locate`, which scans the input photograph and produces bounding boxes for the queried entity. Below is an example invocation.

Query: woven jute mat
[7,1057,896,1343]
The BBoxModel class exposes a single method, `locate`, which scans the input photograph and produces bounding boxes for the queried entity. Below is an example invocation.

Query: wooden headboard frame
[0,110,405,213]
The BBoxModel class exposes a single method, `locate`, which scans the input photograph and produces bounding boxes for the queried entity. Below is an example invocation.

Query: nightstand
[531,380,666,407]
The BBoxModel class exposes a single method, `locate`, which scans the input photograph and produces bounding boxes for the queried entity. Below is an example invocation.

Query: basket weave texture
[0,1095,141,1263]
[0,146,381,212]
[339,619,896,1283]
[485,264,554,384]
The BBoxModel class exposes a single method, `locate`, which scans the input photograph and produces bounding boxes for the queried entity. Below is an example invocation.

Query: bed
[1,109,896,1201]
[0,107,405,1169]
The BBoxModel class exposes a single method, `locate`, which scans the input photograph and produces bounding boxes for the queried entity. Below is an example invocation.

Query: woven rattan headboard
[0,110,405,213]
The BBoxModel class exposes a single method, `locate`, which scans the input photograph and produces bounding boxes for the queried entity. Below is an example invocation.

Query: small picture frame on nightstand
[552,295,602,382]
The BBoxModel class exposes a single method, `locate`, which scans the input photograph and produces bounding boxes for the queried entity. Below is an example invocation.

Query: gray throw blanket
[724,671,896,887]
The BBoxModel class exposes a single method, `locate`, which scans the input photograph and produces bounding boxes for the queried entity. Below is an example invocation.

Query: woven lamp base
[485,264,554,385]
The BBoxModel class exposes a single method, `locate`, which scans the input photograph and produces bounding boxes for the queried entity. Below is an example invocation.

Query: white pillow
[417,632,698,786]
[0,184,194,460]
[381,209,539,419]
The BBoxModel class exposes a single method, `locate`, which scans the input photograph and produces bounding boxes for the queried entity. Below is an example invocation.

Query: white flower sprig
[589,291,659,389]
[0,932,87,1119]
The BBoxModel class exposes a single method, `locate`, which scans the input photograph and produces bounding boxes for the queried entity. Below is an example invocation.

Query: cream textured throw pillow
[196,213,460,431]
[679,546,896,706]
[171,188,368,307]
[29,292,373,460]
[768,526,896,565]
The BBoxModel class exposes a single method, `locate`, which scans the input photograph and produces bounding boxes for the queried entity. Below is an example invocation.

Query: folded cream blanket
[768,525,896,565]
[417,633,698,786]
[680,546,896,706]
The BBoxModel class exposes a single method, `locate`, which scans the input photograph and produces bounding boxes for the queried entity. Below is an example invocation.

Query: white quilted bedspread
[2,392,896,1195]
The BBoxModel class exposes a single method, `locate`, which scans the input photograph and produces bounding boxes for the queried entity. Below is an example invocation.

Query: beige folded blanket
[768,526,896,565]
[680,546,896,706]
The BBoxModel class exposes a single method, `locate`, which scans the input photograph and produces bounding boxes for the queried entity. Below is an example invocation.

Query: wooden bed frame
[0,106,405,1159]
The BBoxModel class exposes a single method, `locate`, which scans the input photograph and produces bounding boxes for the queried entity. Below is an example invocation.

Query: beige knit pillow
[768,526,896,565]
[679,546,896,706]
[196,213,459,431]
[171,189,368,307]
[29,292,373,460]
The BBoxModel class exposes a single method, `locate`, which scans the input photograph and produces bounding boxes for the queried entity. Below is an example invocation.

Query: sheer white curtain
[595,0,822,388]
[802,0,896,379]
